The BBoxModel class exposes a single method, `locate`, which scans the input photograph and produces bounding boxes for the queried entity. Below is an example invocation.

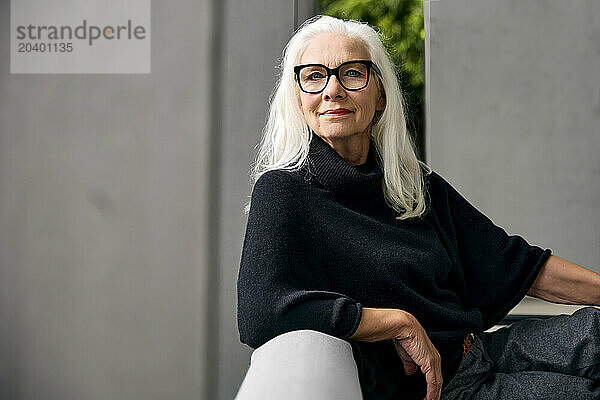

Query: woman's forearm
[528,255,600,305]
[350,307,416,342]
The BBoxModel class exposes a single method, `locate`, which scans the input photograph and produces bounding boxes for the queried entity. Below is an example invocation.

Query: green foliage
[317,0,426,159]
[318,0,424,88]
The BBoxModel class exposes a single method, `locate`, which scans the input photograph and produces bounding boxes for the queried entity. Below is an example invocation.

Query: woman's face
[297,33,385,145]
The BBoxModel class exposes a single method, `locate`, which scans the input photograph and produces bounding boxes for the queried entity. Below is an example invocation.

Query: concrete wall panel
[0,0,213,398]
[218,1,316,398]
[425,0,600,273]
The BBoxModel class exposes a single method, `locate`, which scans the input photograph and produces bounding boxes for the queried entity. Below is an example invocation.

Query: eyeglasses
[293,60,381,94]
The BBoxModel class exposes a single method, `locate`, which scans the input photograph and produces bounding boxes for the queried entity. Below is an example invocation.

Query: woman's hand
[392,312,443,400]
[350,308,443,400]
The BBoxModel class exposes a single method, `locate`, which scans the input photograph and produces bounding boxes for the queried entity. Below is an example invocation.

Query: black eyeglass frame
[293,60,382,94]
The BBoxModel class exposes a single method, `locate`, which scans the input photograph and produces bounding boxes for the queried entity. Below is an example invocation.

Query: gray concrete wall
[0,0,213,398]
[425,0,600,274]
[0,0,315,399]
[218,2,316,399]
[0,1,213,398]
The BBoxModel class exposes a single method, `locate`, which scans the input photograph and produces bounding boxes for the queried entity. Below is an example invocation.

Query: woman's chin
[315,130,366,141]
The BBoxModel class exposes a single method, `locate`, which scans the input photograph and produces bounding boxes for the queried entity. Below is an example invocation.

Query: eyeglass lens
[298,62,369,93]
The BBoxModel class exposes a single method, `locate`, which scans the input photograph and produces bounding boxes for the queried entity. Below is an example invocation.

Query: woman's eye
[344,69,364,77]
[307,72,325,80]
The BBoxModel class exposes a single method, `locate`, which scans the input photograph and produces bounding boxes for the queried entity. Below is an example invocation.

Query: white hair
[247,15,431,220]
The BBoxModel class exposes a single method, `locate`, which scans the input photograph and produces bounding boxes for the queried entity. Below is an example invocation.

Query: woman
[237,15,600,400]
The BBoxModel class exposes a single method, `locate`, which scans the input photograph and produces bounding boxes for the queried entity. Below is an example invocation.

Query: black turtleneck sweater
[237,132,551,399]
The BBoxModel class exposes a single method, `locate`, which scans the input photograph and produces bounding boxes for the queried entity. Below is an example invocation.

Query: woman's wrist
[349,307,412,342]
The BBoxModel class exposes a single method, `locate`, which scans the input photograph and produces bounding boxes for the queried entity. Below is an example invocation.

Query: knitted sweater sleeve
[237,170,362,349]
[432,172,552,329]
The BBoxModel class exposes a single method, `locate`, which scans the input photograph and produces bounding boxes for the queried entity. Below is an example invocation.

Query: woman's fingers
[393,313,443,400]
[396,335,443,400]
[403,360,418,375]
[421,353,443,400]
[408,341,442,400]
[393,339,418,375]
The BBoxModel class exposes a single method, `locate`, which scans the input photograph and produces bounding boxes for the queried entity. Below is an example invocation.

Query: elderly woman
[237,15,600,400]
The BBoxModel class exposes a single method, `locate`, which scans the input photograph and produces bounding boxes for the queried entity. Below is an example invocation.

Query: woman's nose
[322,75,346,100]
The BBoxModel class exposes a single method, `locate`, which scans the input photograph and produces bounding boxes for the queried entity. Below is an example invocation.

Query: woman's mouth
[321,108,352,117]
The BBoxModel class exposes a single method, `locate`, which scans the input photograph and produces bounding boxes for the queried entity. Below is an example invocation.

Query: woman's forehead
[299,33,370,66]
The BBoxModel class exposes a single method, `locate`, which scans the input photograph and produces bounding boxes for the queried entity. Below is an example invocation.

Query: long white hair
[247,15,430,220]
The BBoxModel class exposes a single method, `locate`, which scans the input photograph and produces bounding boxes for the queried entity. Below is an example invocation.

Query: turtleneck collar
[307,131,383,198]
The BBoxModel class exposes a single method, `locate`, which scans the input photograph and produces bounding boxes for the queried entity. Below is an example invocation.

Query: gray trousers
[236,308,600,400]
[442,307,600,399]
